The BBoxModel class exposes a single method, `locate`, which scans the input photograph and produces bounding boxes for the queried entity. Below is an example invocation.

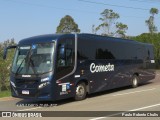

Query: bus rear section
[75,34,155,95]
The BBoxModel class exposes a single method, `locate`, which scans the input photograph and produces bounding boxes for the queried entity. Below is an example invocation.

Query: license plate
[22,90,29,95]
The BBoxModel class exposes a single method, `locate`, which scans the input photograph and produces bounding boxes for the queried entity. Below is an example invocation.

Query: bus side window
[56,39,75,80]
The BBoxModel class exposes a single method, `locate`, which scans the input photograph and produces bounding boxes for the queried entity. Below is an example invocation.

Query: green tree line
[0,39,16,91]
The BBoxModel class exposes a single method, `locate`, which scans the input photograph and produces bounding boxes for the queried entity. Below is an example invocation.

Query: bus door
[55,38,76,99]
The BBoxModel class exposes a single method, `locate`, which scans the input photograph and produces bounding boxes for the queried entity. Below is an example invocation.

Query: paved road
[0,71,160,120]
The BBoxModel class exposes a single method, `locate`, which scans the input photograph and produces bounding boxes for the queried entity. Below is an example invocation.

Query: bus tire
[74,82,87,101]
[132,75,139,88]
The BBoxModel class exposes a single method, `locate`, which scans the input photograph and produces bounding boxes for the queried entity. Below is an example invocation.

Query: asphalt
[0,70,160,120]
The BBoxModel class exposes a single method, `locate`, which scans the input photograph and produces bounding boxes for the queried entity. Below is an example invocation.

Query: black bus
[3,34,155,101]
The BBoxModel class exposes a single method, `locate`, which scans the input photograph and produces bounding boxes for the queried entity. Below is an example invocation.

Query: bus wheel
[75,82,87,101]
[132,75,139,88]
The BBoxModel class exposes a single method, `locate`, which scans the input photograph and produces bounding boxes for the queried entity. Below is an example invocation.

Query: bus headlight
[10,81,16,88]
[38,82,50,89]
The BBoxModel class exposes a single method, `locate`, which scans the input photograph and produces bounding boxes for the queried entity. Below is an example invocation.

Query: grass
[0,90,11,98]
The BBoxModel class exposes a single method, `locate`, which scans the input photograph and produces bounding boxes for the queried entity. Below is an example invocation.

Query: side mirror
[3,45,17,60]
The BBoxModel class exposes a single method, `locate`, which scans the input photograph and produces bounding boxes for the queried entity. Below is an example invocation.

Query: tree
[96,9,120,36]
[92,24,97,34]
[145,8,159,34]
[0,39,16,91]
[56,15,80,33]
[115,22,128,38]
[150,8,159,16]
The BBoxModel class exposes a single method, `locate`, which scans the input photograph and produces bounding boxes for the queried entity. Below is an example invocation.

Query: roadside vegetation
[0,90,11,98]
[0,39,15,97]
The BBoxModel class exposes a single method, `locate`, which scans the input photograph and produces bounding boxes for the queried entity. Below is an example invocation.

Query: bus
[3,33,155,101]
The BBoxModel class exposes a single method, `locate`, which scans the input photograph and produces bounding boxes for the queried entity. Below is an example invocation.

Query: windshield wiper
[28,53,37,74]
[16,50,30,74]
[16,47,37,75]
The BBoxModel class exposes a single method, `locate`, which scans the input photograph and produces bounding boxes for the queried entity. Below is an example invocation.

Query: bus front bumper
[10,84,55,101]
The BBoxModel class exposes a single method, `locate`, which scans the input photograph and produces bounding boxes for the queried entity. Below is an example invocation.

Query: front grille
[16,78,39,89]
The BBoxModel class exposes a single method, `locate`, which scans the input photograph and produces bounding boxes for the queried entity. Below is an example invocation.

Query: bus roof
[18,33,152,47]
[78,34,152,46]
[18,34,74,45]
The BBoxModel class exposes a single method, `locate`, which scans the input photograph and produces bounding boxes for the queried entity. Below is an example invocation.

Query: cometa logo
[90,63,114,73]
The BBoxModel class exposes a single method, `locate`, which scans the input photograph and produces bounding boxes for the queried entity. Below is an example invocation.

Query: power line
[129,0,160,3]
[78,0,150,11]
[3,0,97,14]
[3,0,159,19]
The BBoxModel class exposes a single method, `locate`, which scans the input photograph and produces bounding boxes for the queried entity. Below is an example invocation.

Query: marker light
[38,82,49,89]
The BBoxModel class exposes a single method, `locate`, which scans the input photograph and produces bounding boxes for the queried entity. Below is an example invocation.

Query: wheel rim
[76,85,85,97]
[133,78,137,86]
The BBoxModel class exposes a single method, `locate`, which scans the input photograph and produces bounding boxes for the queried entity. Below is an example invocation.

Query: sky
[0,0,160,43]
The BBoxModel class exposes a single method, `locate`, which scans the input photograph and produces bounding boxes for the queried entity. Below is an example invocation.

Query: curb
[0,96,17,101]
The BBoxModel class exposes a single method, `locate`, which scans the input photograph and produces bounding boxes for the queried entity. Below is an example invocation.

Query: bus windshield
[12,43,54,75]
